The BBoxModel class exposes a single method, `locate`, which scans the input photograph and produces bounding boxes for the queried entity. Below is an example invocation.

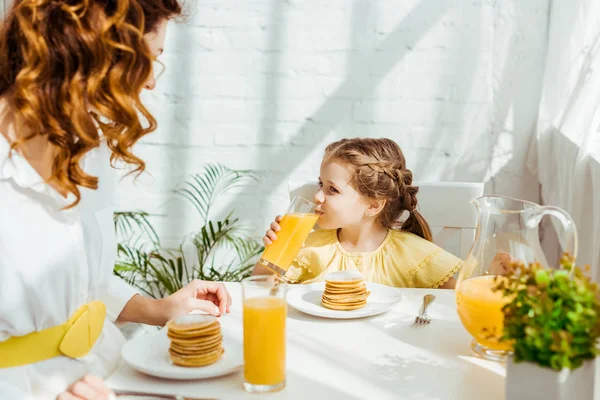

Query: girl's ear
[366,198,386,217]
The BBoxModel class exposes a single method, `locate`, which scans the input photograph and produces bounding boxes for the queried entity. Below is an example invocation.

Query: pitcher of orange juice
[456,196,577,362]
[257,196,318,276]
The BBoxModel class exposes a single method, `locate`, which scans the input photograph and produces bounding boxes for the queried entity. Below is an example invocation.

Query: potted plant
[493,254,600,400]
[113,163,264,298]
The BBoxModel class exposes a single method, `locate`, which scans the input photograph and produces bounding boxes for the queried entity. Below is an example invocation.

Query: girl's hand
[487,252,513,276]
[57,375,114,400]
[263,215,283,246]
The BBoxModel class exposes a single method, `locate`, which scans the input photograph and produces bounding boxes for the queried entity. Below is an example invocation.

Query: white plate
[121,326,243,380]
[287,282,402,319]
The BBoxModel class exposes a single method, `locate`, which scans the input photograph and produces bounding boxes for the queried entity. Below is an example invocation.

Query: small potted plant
[494,254,600,400]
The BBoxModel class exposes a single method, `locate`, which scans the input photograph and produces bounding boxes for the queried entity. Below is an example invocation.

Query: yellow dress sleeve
[383,231,463,288]
[284,230,337,284]
[413,246,463,288]
[284,258,315,284]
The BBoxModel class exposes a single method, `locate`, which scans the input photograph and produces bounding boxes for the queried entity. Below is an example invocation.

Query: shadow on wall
[413,1,484,182]
[151,0,550,248]
[217,0,454,222]
[416,0,550,205]
[162,12,196,240]
[468,1,548,202]
[483,0,548,201]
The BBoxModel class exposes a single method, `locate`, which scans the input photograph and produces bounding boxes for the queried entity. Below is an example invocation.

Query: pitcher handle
[536,205,578,265]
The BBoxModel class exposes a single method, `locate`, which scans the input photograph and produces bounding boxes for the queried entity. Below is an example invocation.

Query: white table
[107,283,594,400]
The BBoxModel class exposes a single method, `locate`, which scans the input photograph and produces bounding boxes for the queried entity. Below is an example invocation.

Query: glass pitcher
[455,196,577,362]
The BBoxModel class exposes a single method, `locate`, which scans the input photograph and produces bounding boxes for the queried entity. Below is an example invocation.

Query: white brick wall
[0,1,8,18]
[116,0,550,245]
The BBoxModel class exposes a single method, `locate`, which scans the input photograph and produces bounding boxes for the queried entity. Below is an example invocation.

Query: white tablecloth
[106,283,597,400]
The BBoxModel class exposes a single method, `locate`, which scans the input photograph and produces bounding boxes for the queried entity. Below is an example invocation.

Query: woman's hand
[57,375,114,400]
[157,280,232,324]
[263,215,283,246]
[118,280,232,326]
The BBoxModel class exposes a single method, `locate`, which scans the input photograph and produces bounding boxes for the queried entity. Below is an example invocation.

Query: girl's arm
[438,276,456,289]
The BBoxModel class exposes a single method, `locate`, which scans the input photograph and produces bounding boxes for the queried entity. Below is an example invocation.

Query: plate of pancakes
[121,314,243,380]
[287,271,402,319]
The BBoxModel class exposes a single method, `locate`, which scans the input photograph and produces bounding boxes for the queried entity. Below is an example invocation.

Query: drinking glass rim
[242,275,287,287]
[292,195,316,206]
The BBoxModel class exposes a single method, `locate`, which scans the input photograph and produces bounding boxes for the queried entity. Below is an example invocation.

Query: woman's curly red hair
[0,0,181,206]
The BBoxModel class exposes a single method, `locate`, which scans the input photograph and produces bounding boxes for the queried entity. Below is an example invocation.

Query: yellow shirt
[285,229,463,288]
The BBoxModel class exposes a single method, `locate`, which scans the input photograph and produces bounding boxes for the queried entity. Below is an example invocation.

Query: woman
[0,1,231,398]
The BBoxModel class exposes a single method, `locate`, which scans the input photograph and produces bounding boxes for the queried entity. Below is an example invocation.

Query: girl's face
[314,159,373,230]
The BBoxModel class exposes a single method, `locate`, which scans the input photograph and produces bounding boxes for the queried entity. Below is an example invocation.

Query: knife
[113,388,218,400]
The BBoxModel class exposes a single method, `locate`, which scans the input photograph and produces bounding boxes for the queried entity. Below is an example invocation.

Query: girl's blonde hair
[324,137,433,241]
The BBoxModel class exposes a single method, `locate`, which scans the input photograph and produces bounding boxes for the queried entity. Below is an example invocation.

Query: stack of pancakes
[321,271,370,311]
[167,315,224,367]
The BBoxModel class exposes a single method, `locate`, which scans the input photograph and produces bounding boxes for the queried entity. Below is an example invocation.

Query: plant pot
[505,356,595,400]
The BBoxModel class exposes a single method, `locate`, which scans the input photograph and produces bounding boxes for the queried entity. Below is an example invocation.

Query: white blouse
[0,134,139,399]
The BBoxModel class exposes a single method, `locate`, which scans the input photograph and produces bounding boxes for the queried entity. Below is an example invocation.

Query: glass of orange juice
[242,275,287,393]
[257,196,318,276]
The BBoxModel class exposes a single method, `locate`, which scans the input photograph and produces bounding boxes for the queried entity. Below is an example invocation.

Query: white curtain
[528,0,600,280]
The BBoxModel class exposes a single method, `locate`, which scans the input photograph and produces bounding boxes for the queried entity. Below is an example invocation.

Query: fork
[415,294,435,324]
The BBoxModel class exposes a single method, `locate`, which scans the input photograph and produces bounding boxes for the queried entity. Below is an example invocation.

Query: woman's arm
[116,280,232,326]
[116,294,164,326]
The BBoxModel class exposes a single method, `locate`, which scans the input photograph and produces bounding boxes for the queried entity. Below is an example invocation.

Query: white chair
[288,181,484,259]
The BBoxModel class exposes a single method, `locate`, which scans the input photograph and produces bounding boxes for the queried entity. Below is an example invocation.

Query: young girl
[253,137,462,289]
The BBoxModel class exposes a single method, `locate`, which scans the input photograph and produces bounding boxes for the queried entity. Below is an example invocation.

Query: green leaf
[497,257,600,371]
[114,163,264,297]
[173,163,256,223]
[535,270,549,287]
[113,211,160,245]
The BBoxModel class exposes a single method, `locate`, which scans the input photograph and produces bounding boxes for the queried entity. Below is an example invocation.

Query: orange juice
[260,213,318,275]
[456,276,512,351]
[243,297,287,386]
